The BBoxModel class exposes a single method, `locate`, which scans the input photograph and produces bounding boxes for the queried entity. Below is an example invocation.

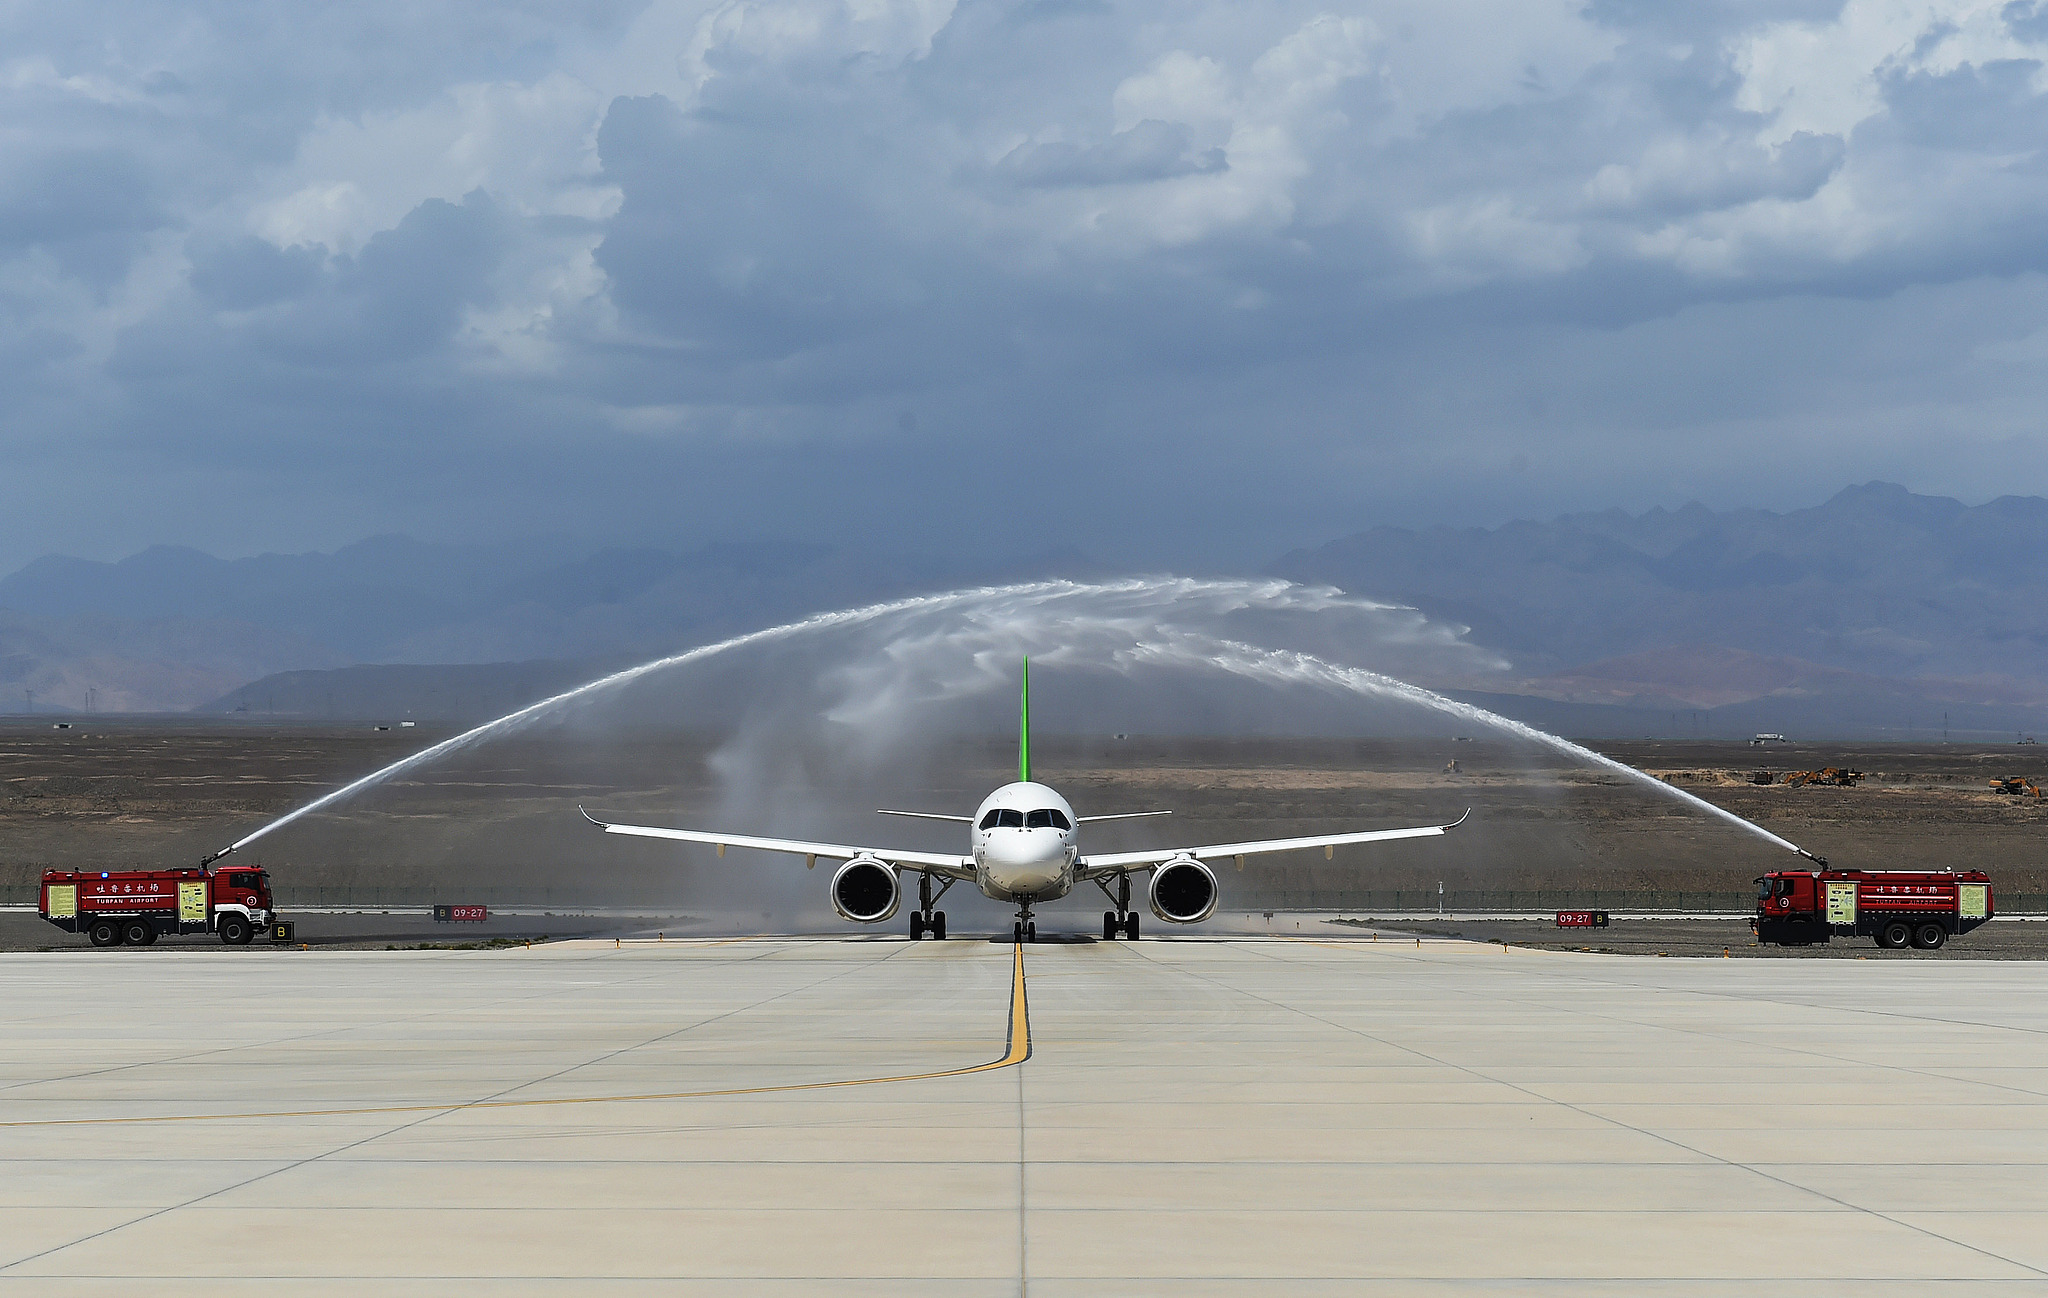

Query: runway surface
[3,933,2046,1294]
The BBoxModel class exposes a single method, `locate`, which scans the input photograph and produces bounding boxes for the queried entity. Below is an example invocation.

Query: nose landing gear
[1012,902,1037,943]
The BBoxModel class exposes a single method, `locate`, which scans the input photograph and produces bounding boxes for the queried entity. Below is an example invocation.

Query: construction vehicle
[1782,768,1864,788]
[1988,777,2042,799]
[1748,770,1775,785]
[1754,867,1993,949]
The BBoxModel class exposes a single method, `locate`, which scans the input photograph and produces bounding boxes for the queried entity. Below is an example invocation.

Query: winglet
[579,805,607,828]
[1019,656,1030,785]
[1446,808,1471,830]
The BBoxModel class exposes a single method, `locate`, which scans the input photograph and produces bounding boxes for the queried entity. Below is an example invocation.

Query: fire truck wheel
[87,919,120,947]
[1913,922,1947,950]
[218,914,253,946]
[121,920,156,946]
[1878,920,1912,949]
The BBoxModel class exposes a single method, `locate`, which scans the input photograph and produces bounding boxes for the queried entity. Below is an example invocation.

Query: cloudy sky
[6,0,2048,571]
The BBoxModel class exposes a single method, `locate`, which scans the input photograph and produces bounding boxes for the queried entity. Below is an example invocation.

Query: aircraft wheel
[909,912,926,940]
[931,912,945,941]
[1026,922,1037,943]
[88,919,120,948]
[1125,913,1140,941]
[1913,922,1947,950]
[1103,911,1118,940]
[1012,921,1023,943]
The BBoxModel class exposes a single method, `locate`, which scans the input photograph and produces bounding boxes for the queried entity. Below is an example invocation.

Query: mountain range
[0,537,1093,716]
[1271,482,2048,737]
[9,482,2048,737]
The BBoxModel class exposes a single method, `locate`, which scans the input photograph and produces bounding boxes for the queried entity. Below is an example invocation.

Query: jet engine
[1149,855,1219,924]
[830,855,901,923]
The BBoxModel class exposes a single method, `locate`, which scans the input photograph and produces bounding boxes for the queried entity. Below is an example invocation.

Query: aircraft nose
[984,830,1067,889]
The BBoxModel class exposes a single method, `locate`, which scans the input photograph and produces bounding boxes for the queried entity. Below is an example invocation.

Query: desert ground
[4,722,2045,927]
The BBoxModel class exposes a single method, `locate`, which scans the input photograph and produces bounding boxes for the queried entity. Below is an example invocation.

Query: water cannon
[1795,847,1828,868]
[200,845,236,868]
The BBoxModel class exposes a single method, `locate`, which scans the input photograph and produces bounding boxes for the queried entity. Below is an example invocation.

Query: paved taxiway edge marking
[0,942,1031,1130]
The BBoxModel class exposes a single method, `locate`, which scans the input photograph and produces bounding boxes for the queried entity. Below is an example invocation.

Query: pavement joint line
[1016,1024,1029,1295]
[0,944,768,1098]
[1298,938,2048,1102]
[454,933,933,1105]
[0,1075,506,1275]
[1559,970,2048,1040]
[1459,983,2048,1106]
[1267,937,2048,1102]
[1233,939,2048,1278]
[0,942,1033,1275]
[0,943,1031,1132]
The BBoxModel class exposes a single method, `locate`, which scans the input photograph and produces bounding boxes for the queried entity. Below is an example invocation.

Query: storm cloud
[5,0,2048,569]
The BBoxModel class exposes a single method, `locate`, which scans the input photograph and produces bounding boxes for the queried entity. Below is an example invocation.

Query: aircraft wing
[582,809,977,880]
[1076,809,1468,877]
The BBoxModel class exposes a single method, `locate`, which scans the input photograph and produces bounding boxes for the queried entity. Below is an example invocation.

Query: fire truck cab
[1754,868,1993,950]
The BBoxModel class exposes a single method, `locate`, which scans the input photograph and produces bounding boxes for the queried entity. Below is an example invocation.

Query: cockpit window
[1025,809,1072,830]
[982,809,1024,829]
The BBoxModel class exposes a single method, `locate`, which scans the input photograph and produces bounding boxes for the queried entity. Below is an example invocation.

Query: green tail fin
[1019,656,1030,784]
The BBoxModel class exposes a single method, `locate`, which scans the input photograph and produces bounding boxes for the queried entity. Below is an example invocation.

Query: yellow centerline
[0,943,1031,1130]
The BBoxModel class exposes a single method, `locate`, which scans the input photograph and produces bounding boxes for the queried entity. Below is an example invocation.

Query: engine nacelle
[1149,855,1219,924]
[830,855,901,923]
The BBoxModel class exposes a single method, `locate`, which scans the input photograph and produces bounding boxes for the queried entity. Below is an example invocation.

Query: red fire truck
[1754,868,1993,949]
[39,866,281,947]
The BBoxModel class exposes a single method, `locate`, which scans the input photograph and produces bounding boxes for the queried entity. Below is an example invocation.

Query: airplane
[582,660,1468,941]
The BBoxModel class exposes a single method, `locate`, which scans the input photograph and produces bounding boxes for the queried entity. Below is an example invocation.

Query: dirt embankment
[3,725,2045,906]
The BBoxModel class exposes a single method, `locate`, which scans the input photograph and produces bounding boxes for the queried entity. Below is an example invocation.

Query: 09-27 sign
[1555,911,1610,928]
[433,905,488,922]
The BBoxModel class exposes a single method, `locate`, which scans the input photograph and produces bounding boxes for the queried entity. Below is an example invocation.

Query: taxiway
[3,934,2045,1293]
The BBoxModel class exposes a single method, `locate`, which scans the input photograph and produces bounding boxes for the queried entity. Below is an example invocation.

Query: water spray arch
[207,577,1825,871]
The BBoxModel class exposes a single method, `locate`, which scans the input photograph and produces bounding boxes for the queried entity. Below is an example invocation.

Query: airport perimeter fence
[7,882,2048,914]
[1246,888,2048,915]
[1249,889,1760,913]
[0,883,643,911]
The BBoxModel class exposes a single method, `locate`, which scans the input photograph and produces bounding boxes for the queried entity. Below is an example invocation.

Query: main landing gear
[909,871,952,941]
[1095,873,1140,940]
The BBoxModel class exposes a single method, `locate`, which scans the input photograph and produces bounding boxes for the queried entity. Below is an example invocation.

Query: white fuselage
[971,781,1078,902]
